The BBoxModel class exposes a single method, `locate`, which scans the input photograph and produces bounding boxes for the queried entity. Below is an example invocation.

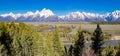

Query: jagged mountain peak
[40,8,55,18]
[104,10,120,21]
[0,9,120,22]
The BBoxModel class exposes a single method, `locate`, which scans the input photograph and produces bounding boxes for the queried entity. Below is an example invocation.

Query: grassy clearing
[26,22,120,36]
[24,22,120,45]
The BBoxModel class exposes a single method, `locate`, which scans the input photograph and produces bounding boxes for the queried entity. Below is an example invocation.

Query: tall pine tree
[52,26,64,56]
[44,32,55,56]
[73,31,85,56]
[91,24,104,56]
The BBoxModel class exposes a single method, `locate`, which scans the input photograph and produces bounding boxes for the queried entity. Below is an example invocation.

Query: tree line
[0,22,120,56]
[67,24,120,56]
[0,22,64,56]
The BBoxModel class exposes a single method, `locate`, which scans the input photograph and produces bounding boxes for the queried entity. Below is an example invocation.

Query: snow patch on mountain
[104,10,120,21]
[0,8,120,22]
[59,11,106,22]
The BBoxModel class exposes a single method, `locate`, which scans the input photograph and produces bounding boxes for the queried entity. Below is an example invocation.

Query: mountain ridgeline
[0,8,120,22]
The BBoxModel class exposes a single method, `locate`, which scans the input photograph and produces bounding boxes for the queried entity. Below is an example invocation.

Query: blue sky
[0,0,120,15]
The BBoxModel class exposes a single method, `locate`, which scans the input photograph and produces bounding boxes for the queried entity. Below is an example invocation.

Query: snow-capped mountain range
[0,8,120,22]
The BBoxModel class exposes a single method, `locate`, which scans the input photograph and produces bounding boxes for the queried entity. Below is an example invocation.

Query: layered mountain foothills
[0,8,120,22]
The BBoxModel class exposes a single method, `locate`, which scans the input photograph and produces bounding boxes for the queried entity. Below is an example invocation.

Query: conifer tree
[44,32,55,56]
[32,31,44,56]
[116,45,120,56]
[75,26,81,41]
[0,22,43,56]
[64,46,67,56]
[68,45,74,56]
[74,31,85,56]
[116,50,120,56]
[52,26,64,56]
[91,24,104,56]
